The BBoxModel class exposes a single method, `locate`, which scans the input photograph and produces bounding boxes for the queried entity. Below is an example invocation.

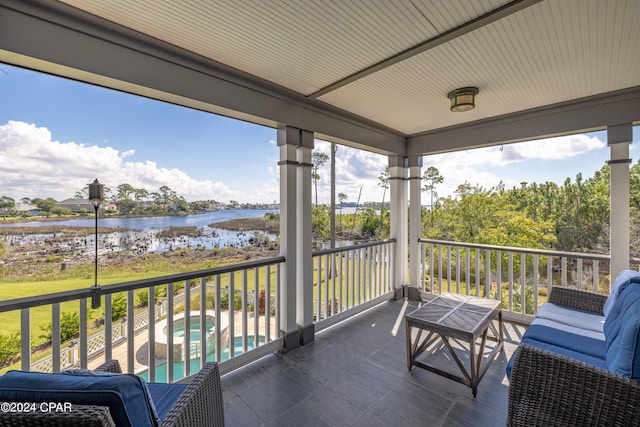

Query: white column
[408,156,422,291]
[296,130,314,339]
[608,124,632,278]
[389,155,408,297]
[277,126,299,339]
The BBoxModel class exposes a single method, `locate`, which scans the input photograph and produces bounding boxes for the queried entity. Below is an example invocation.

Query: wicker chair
[0,361,225,427]
[507,287,640,427]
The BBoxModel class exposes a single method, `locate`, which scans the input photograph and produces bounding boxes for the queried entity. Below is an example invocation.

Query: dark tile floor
[221,298,525,427]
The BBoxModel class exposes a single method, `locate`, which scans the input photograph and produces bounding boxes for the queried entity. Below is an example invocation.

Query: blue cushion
[523,324,606,359]
[604,284,640,378]
[603,269,640,317]
[0,370,159,427]
[147,382,188,420]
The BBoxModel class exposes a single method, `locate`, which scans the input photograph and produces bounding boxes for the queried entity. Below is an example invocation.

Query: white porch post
[408,156,422,293]
[296,130,314,343]
[389,155,408,297]
[608,123,632,278]
[278,125,301,350]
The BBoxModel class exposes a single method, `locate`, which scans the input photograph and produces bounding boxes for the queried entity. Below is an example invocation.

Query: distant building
[57,198,92,212]
[103,203,118,214]
[14,202,41,216]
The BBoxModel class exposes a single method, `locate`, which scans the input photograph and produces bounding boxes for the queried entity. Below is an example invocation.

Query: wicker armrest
[547,286,607,314]
[0,404,115,427]
[508,344,640,427]
[161,362,225,427]
[93,360,122,373]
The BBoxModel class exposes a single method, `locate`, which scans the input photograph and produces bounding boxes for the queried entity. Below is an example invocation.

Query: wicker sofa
[0,360,224,427]
[507,270,640,427]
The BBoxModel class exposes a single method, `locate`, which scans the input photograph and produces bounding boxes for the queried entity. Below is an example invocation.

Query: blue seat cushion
[523,324,606,359]
[147,382,188,420]
[0,369,159,427]
[506,337,608,378]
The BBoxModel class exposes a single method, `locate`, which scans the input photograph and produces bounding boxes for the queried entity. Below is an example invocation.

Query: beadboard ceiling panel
[53,0,640,137]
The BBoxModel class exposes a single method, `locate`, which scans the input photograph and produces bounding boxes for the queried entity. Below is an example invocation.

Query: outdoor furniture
[0,360,224,427]
[405,292,503,396]
[507,269,640,426]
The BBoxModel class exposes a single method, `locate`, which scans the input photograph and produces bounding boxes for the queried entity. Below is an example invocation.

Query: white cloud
[0,120,240,202]
[312,140,388,204]
[424,134,607,199]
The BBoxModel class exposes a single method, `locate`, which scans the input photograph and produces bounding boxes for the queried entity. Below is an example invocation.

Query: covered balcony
[1,0,639,425]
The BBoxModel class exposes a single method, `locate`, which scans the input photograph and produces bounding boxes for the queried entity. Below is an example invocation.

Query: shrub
[39,311,80,342]
[190,290,215,311]
[111,294,127,321]
[0,332,22,366]
[220,290,242,310]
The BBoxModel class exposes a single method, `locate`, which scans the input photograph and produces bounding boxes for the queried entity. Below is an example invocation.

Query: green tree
[312,151,329,207]
[422,166,444,226]
[0,196,15,211]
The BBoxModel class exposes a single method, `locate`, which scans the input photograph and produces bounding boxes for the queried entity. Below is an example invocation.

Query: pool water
[140,336,265,383]
[172,319,215,342]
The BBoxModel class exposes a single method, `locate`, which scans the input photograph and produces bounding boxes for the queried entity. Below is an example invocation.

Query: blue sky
[0,64,638,204]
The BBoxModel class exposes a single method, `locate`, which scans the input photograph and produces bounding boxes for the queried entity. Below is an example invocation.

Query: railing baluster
[430,243,435,294]
[242,269,248,353]
[475,250,480,297]
[104,294,112,362]
[52,303,60,373]
[547,255,553,290]
[229,272,235,358]
[533,254,539,312]
[577,258,583,289]
[200,277,207,369]
[167,282,174,383]
[455,247,461,294]
[183,281,190,378]
[485,249,491,298]
[508,252,514,312]
[520,253,526,314]
[324,254,329,318]
[594,261,600,293]
[562,256,568,287]
[437,244,443,294]
[148,286,156,382]
[496,250,502,301]
[265,267,271,343]
[80,298,88,369]
[253,267,259,349]
[215,274,222,364]
[127,290,135,374]
[20,308,30,371]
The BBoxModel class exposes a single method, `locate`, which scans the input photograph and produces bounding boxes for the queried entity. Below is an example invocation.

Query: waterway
[1,209,278,255]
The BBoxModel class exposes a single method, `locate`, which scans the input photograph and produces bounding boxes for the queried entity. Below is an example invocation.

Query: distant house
[103,203,118,213]
[57,198,92,212]
[14,202,41,216]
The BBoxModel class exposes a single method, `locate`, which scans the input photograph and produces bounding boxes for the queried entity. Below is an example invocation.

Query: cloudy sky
[0,64,638,204]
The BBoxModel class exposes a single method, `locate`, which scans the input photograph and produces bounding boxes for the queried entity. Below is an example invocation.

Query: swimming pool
[140,336,265,383]
[154,311,229,361]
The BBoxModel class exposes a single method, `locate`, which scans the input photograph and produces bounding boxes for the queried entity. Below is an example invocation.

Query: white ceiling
[55,0,640,137]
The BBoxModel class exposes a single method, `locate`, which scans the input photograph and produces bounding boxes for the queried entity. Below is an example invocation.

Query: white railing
[0,256,285,381]
[312,239,396,329]
[418,239,623,322]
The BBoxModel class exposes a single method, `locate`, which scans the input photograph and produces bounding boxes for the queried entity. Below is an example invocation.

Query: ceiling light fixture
[447,87,479,112]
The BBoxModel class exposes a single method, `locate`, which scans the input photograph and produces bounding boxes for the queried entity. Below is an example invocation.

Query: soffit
[57,0,640,137]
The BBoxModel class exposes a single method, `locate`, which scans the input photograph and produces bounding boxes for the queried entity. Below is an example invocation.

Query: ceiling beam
[407,87,640,156]
[307,0,543,99]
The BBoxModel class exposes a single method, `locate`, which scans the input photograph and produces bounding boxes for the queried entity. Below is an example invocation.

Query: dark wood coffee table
[405,292,503,396]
